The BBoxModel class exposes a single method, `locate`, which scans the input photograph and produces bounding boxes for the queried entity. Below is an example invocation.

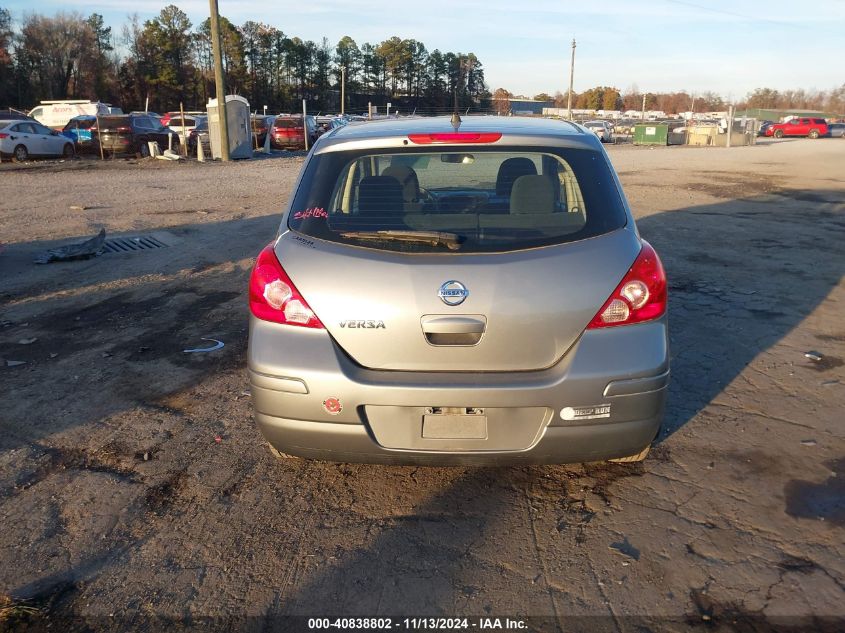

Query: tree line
[494,84,845,116]
[0,4,489,114]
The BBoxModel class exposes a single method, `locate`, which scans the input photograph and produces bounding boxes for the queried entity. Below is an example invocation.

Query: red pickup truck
[764,118,828,139]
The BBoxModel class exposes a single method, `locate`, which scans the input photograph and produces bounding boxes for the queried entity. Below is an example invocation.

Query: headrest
[510,175,556,214]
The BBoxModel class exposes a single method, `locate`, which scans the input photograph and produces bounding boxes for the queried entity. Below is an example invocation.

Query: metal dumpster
[633,123,669,146]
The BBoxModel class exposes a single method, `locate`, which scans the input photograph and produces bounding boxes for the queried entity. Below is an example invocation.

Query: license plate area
[364,405,552,452]
[422,408,487,439]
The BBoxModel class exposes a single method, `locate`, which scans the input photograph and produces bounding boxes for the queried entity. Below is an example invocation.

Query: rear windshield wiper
[339,230,463,250]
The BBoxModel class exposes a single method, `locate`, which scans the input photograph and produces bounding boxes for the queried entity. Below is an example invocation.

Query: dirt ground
[0,138,843,632]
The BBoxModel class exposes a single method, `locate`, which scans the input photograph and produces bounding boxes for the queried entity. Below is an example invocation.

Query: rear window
[275,118,302,129]
[65,118,95,130]
[169,116,196,126]
[99,116,129,129]
[288,147,627,254]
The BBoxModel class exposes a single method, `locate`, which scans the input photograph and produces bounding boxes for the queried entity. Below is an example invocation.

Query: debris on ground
[609,536,641,561]
[183,338,224,353]
[801,439,818,447]
[156,150,184,161]
[804,351,823,362]
[17,338,37,345]
[0,593,40,624]
[69,205,88,211]
[34,228,106,264]
[3,359,26,367]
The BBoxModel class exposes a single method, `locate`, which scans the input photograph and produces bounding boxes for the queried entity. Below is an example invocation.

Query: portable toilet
[207,95,251,159]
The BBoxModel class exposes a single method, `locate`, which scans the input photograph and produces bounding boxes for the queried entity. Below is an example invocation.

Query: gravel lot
[1,138,843,632]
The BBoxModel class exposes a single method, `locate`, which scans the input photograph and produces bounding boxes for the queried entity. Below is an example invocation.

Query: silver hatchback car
[247,116,668,465]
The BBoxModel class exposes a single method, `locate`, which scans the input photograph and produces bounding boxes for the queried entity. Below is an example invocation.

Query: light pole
[340,65,346,116]
[567,38,576,121]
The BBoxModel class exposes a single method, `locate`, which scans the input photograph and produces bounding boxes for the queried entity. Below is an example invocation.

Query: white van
[27,101,114,129]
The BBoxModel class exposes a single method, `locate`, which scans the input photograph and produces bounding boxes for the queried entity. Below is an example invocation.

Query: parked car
[764,118,828,139]
[247,116,668,465]
[187,116,211,156]
[250,114,276,147]
[583,120,614,143]
[129,111,164,126]
[93,114,179,157]
[0,108,37,121]
[160,111,203,137]
[0,119,75,161]
[61,115,98,153]
[270,114,318,150]
[826,123,845,138]
[757,121,774,137]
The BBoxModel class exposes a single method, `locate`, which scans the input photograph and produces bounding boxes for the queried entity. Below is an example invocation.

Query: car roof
[316,115,596,154]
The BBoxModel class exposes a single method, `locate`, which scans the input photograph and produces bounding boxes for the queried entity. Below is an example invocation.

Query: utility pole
[566,38,576,120]
[340,66,346,116]
[454,54,462,114]
[726,104,734,148]
[209,0,229,161]
[641,93,646,121]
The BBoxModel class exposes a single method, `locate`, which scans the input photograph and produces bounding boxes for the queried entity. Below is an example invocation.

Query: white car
[0,119,75,161]
[161,111,203,137]
[583,120,614,143]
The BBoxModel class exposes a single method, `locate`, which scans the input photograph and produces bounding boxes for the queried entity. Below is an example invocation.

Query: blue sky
[6,0,844,99]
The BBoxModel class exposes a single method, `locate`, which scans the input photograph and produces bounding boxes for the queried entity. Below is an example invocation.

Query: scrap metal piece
[183,338,224,353]
[34,228,106,264]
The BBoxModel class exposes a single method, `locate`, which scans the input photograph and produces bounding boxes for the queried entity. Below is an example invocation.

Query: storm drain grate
[101,236,168,254]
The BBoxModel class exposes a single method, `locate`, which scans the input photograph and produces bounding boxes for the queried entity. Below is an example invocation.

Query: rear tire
[774,129,784,139]
[139,142,150,158]
[13,144,28,162]
[808,129,819,139]
[608,445,650,463]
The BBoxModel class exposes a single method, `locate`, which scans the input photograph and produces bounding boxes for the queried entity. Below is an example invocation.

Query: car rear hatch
[277,230,639,371]
[96,116,132,147]
[273,118,304,143]
[279,141,637,372]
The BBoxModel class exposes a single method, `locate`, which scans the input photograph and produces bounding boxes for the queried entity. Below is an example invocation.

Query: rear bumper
[255,410,663,465]
[248,317,668,465]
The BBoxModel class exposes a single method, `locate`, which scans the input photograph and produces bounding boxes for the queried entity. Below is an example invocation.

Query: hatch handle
[421,315,487,334]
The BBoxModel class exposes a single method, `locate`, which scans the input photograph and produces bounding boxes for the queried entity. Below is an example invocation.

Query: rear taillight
[0,133,7,139]
[116,126,131,132]
[249,244,324,328]
[587,241,667,329]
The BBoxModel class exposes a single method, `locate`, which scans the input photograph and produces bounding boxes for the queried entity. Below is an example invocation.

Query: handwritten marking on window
[293,207,328,220]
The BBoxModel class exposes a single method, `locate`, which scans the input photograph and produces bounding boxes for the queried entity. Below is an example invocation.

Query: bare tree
[17,12,95,99]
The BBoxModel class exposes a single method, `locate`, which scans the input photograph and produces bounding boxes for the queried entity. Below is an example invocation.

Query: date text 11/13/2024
[307,617,528,630]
